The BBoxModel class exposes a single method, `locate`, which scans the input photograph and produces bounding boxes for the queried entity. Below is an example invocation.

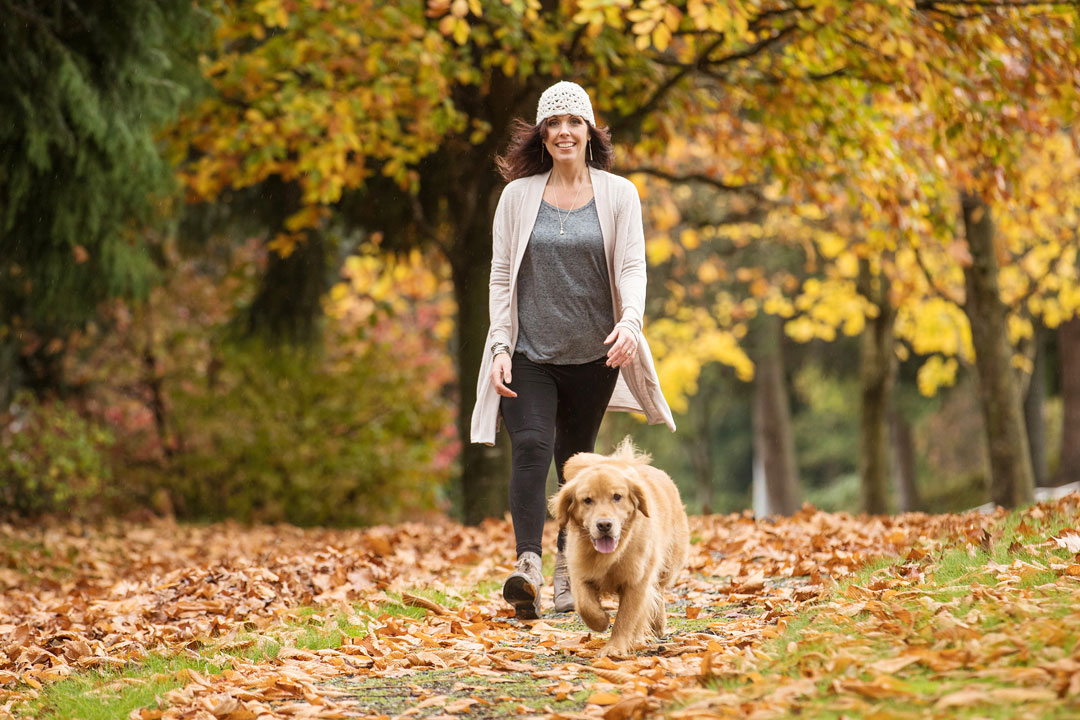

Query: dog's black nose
[596,520,612,534]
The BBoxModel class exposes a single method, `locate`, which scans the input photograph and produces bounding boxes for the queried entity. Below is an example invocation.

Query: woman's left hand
[604,326,638,368]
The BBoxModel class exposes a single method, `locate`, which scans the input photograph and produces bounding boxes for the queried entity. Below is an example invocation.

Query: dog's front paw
[578,606,609,632]
[598,640,633,658]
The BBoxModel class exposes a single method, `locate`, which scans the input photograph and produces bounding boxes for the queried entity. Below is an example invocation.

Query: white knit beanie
[536,81,595,126]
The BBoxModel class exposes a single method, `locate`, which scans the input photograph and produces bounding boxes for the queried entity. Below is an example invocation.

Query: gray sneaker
[552,550,574,613]
[503,551,543,619]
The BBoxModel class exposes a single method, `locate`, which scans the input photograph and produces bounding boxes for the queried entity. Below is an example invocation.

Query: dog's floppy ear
[629,479,650,518]
[562,452,603,483]
[549,485,574,530]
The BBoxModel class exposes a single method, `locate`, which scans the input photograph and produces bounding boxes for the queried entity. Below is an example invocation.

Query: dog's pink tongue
[594,536,617,554]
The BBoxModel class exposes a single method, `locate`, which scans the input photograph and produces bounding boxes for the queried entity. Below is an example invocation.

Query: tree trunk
[1024,327,1047,487]
[857,260,895,514]
[960,190,1034,508]
[685,373,717,515]
[247,233,326,344]
[449,173,512,526]
[890,409,920,512]
[691,444,713,515]
[689,397,714,515]
[751,314,801,516]
[1058,317,1080,484]
[0,338,17,408]
[244,179,327,344]
[453,260,512,525]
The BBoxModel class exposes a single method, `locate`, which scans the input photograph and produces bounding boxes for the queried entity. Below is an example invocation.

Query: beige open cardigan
[469,166,676,446]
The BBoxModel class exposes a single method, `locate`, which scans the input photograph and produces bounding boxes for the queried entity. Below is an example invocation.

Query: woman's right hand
[491,354,517,397]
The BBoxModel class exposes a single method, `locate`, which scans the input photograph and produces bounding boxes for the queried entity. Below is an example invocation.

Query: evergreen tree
[0,0,204,398]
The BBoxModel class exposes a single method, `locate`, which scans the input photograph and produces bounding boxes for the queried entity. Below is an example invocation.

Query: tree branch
[912,243,965,305]
[700,24,799,71]
[622,165,766,199]
[611,22,800,137]
[740,2,815,32]
[408,194,452,260]
[609,36,727,136]
[916,0,1079,18]
[758,67,851,84]
[5,2,56,32]
[917,0,1078,8]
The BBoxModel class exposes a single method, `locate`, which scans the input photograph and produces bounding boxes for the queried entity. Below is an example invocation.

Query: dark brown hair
[495,117,614,182]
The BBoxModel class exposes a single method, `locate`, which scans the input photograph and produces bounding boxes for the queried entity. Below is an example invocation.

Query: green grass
[22,655,225,720]
[361,588,461,622]
[735,504,1080,718]
[475,578,502,597]
[286,612,366,651]
[19,584,477,718]
[220,633,282,663]
[18,591,450,719]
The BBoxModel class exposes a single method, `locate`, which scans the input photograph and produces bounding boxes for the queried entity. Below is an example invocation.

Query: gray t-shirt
[515,198,614,364]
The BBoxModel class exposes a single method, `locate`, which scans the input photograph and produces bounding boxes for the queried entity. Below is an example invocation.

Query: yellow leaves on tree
[321,240,456,432]
[173,0,465,239]
[651,307,754,414]
[611,0,1078,410]
[916,355,959,397]
[171,0,1080,433]
[786,277,876,343]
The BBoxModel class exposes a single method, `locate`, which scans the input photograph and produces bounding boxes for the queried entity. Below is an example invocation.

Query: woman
[470,81,675,620]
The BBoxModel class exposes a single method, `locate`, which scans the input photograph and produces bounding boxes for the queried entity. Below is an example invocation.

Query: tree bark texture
[960,190,1034,508]
[857,261,896,514]
[0,339,18,408]
[689,398,714,515]
[1058,317,1080,484]
[1024,328,1047,487]
[247,233,327,343]
[890,409,920,512]
[442,79,547,524]
[751,315,801,516]
[449,168,513,525]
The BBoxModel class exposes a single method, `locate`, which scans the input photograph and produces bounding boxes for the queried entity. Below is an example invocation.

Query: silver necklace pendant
[553,177,583,237]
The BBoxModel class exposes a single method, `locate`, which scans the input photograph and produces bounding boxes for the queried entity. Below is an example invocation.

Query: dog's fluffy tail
[613,435,652,466]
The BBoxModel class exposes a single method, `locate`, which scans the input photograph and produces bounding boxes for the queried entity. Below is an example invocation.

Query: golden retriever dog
[549,437,689,656]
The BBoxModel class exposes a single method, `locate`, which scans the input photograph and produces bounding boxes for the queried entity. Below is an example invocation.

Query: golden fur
[549,437,689,656]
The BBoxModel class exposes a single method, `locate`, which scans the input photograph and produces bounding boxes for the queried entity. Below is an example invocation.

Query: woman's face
[543,114,590,166]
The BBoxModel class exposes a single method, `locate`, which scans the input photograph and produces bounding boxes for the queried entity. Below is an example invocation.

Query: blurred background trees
[1,0,204,400]
[1,0,1078,524]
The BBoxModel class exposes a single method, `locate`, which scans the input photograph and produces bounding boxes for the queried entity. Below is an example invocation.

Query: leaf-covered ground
[3,495,1080,719]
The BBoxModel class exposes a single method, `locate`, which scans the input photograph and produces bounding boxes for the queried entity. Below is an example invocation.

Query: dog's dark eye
[583,497,592,505]
[613,494,621,502]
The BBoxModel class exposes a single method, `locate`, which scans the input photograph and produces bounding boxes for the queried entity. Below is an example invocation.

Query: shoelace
[515,556,539,576]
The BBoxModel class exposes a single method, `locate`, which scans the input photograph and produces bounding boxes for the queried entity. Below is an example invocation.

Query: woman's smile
[545,114,588,159]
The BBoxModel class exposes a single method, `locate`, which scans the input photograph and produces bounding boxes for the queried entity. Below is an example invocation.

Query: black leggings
[500,352,620,558]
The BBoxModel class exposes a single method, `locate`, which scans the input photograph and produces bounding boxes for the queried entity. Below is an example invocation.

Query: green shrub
[0,391,114,516]
[58,240,457,526]
[160,340,453,525]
